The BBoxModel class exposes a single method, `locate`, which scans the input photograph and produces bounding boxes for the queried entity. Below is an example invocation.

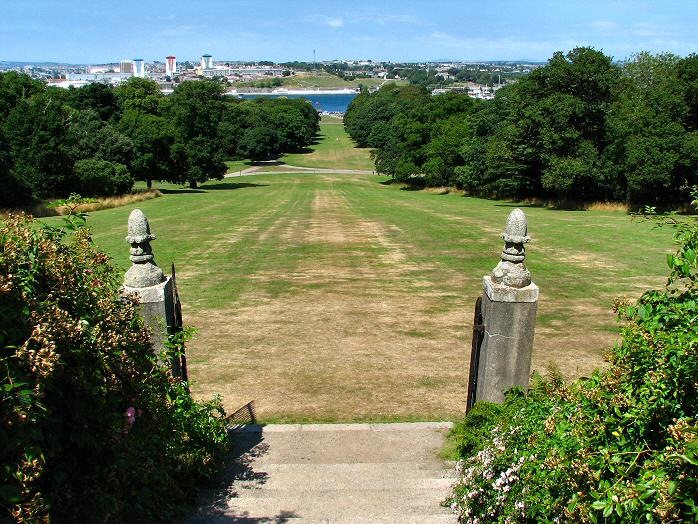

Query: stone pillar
[475,209,539,404]
[122,209,176,361]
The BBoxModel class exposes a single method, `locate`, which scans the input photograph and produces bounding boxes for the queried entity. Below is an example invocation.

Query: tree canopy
[0,75,321,204]
[345,48,698,207]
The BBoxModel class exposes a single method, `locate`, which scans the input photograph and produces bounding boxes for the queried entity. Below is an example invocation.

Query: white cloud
[326,17,344,27]
[302,15,344,28]
[349,14,422,26]
[302,13,421,29]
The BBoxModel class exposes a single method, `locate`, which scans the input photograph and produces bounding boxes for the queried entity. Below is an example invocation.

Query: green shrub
[0,213,230,522]
[448,201,698,523]
[74,158,134,197]
[449,401,505,458]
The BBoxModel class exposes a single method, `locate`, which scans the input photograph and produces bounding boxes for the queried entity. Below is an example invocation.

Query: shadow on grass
[204,183,269,191]
[493,202,587,212]
[158,183,268,194]
[158,188,206,194]
[248,160,283,166]
[291,147,316,154]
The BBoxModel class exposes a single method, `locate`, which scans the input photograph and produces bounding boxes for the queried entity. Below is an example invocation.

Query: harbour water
[238,93,358,113]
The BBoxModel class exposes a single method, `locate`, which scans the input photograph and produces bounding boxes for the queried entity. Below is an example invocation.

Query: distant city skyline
[1,0,696,64]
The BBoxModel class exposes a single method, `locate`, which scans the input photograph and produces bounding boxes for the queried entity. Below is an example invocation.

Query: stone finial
[124,209,165,288]
[491,208,532,288]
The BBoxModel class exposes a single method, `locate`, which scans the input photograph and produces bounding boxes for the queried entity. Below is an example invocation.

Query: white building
[133,58,145,78]
[64,72,132,85]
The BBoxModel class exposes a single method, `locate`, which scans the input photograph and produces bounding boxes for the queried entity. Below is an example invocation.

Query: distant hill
[0,61,85,67]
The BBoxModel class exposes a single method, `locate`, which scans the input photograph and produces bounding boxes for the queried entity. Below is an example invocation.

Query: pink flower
[125,406,136,427]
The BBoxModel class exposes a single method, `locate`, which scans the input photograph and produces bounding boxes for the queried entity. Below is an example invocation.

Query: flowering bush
[0,213,230,522]
[448,203,698,523]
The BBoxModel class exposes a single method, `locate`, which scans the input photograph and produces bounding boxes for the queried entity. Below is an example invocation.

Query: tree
[4,89,76,198]
[423,115,472,186]
[0,71,44,119]
[171,136,226,189]
[167,81,227,187]
[118,109,176,188]
[270,104,314,152]
[493,47,620,199]
[236,126,280,161]
[114,77,164,116]
[168,80,225,140]
[218,101,253,157]
[74,158,133,196]
[677,53,698,130]
[70,82,119,121]
[605,53,691,205]
[69,109,134,167]
[345,84,428,147]
[0,127,31,207]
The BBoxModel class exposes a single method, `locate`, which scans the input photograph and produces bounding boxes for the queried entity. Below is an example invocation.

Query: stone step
[190,514,457,524]
[232,428,451,465]
[236,475,453,492]
[188,422,457,523]
[222,487,454,520]
[230,461,456,488]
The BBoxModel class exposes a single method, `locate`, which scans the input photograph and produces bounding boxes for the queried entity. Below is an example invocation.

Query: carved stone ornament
[491,208,532,288]
[123,209,165,288]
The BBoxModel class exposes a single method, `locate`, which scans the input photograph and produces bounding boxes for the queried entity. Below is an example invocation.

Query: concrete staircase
[187,422,458,524]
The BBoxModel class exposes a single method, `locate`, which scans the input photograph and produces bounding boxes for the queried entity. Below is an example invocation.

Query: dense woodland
[0,74,319,207]
[345,48,698,207]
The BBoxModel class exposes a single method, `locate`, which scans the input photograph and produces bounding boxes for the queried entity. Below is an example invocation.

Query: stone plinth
[123,276,175,357]
[475,275,538,404]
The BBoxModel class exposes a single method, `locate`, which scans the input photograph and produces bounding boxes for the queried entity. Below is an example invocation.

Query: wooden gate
[466,296,484,412]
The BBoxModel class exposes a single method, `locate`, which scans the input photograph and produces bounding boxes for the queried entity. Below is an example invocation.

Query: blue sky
[1,0,696,63]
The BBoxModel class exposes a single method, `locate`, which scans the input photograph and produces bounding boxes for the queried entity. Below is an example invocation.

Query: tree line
[0,74,320,208]
[345,48,698,207]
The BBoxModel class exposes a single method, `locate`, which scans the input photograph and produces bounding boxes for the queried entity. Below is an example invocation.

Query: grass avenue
[45,121,673,422]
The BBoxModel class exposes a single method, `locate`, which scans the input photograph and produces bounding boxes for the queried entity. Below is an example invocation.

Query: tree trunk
[190,180,198,189]
[147,178,152,189]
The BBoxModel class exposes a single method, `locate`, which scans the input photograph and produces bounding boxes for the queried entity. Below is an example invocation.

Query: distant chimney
[166,55,177,77]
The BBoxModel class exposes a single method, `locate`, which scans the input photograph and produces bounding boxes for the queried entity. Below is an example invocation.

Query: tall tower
[165,55,177,77]
[201,54,213,69]
[120,60,133,74]
[133,58,145,78]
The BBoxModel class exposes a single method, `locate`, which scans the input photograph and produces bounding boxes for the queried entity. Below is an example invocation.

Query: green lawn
[235,73,407,90]
[224,159,252,174]
[41,174,675,422]
[225,116,375,172]
[282,73,406,89]
[281,116,375,170]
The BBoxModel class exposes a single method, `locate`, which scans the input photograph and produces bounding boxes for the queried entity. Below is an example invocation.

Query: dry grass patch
[185,185,466,421]
[8,189,163,218]
[514,197,629,212]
